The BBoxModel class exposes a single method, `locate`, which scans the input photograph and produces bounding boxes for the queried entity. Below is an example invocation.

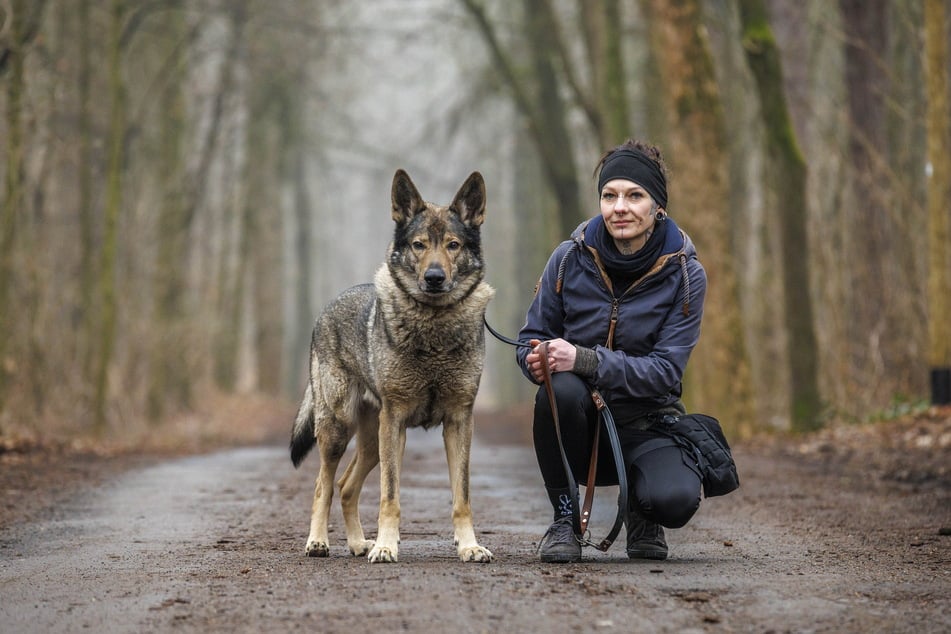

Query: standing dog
[290,169,495,563]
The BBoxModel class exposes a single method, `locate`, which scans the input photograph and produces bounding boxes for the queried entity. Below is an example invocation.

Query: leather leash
[483,317,628,551]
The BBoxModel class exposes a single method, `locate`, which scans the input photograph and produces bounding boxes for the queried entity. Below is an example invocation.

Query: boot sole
[627,549,668,560]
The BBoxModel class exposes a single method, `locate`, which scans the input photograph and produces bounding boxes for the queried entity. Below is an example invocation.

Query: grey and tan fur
[289,169,495,563]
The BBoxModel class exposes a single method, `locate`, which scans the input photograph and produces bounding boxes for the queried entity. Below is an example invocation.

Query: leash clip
[591,390,606,411]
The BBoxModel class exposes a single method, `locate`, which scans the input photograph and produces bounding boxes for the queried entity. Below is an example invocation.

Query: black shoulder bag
[651,413,740,497]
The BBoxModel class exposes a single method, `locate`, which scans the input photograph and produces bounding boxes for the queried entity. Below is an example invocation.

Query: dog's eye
[412,240,426,250]
[447,240,461,251]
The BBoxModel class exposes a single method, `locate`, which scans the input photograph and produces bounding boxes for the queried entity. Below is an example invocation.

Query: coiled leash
[483,317,628,551]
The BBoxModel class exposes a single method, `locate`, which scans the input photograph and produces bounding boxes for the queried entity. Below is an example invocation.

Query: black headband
[597,149,668,209]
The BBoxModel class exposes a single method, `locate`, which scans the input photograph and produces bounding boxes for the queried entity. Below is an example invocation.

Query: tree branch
[0,0,48,77]
[457,0,540,134]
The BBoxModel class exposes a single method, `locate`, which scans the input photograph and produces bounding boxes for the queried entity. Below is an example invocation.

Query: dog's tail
[290,382,316,468]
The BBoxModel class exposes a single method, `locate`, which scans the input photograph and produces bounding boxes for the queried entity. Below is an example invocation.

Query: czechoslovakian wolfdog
[290,169,495,563]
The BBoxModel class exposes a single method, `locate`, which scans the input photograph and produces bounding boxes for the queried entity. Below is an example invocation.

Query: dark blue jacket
[517,217,706,413]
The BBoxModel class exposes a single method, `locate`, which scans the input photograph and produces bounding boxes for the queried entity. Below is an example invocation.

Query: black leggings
[533,372,702,529]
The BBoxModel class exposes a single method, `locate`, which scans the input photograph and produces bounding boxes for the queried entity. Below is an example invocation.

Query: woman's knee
[648,484,700,528]
[631,446,702,528]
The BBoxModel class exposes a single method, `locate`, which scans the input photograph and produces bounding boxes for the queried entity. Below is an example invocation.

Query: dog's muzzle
[422,265,450,293]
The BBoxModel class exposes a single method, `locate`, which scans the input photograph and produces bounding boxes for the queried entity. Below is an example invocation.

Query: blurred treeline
[0,0,949,440]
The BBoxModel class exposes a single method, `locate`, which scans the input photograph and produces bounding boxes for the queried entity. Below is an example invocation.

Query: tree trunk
[459,0,582,238]
[839,0,906,406]
[738,0,822,431]
[0,0,28,414]
[147,6,189,421]
[523,0,582,236]
[93,0,126,432]
[77,0,98,387]
[183,1,245,232]
[923,0,951,404]
[213,159,253,392]
[643,0,754,436]
[580,0,629,147]
[289,118,313,396]
[212,11,252,392]
[251,136,282,396]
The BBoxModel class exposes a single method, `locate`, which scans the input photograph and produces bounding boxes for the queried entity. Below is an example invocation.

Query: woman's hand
[526,338,577,382]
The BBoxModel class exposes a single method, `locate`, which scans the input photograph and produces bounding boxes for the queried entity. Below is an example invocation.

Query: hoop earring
[655,209,667,221]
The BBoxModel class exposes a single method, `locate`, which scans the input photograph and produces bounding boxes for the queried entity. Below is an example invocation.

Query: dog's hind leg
[337,407,379,557]
[305,419,349,557]
[443,413,494,563]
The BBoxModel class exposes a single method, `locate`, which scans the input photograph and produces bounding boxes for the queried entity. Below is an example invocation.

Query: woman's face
[599,178,659,251]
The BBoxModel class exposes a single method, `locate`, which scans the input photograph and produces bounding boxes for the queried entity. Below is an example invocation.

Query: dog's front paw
[305,540,330,557]
[367,544,398,563]
[348,539,375,557]
[459,545,494,563]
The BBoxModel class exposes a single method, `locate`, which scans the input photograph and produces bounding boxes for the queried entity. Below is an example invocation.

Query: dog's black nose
[424,266,446,288]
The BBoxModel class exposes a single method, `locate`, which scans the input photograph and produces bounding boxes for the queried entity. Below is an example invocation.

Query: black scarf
[587,215,669,294]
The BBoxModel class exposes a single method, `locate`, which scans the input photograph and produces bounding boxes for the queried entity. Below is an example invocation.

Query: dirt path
[1,423,948,633]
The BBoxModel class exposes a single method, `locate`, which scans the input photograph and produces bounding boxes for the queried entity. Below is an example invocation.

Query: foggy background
[1,0,949,442]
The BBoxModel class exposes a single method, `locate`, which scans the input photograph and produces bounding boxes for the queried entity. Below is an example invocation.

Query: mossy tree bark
[0,0,29,414]
[643,0,754,435]
[923,0,951,404]
[93,0,126,432]
[839,0,916,405]
[459,0,582,237]
[579,0,630,148]
[77,0,97,382]
[738,0,822,431]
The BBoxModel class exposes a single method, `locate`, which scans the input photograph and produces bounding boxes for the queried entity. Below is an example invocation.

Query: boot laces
[537,516,580,552]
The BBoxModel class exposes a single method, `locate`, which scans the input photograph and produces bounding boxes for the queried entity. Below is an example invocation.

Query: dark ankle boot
[539,487,581,563]
[626,508,668,560]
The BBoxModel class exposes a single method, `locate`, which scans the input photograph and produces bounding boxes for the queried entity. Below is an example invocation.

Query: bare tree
[838,0,914,405]
[0,0,24,414]
[643,0,754,433]
[77,0,97,382]
[460,0,582,237]
[738,0,822,430]
[147,4,189,421]
[0,0,46,416]
[923,0,951,404]
[92,0,127,431]
[578,0,629,146]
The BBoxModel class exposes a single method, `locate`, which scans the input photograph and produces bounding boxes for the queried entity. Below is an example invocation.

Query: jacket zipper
[605,299,619,349]
[582,234,686,350]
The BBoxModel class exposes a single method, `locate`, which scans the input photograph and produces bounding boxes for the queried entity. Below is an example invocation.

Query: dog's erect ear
[450,171,486,227]
[391,169,425,225]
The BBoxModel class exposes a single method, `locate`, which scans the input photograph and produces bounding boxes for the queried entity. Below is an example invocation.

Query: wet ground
[1,412,949,633]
